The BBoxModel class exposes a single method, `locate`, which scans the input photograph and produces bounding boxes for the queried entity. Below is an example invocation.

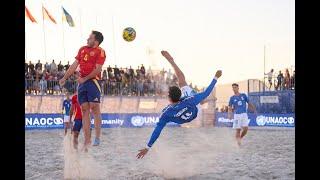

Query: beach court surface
[25,127,295,180]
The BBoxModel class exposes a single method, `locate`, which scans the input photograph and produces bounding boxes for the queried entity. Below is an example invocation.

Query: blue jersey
[228,93,249,114]
[62,99,71,115]
[147,77,218,148]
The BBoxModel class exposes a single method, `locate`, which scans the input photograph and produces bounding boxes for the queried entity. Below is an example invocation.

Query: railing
[25,79,177,96]
[248,77,295,93]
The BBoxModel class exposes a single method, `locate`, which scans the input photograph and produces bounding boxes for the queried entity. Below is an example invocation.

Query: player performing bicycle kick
[137,51,222,158]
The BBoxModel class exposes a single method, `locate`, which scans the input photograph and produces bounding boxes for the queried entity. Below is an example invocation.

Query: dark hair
[168,86,181,102]
[92,30,104,45]
[232,83,239,87]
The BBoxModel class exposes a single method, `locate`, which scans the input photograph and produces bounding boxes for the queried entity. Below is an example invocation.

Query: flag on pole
[62,6,75,27]
[25,6,37,23]
[42,6,57,24]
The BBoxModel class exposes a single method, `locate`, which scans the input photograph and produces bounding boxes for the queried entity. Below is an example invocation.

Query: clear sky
[25,0,294,86]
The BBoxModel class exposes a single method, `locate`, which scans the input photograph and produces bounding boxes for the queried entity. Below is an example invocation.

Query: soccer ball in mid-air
[123,27,136,42]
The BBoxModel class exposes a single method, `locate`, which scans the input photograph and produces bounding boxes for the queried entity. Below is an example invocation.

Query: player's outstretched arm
[161,50,187,87]
[193,70,222,105]
[137,118,167,159]
[59,60,79,86]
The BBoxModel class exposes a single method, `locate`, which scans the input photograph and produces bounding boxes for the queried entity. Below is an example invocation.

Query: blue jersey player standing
[137,70,222,159]
[228,83,257,146]
[62,93,72,135]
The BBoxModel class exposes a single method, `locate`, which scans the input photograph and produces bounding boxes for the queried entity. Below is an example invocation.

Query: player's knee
[90,104,100,114]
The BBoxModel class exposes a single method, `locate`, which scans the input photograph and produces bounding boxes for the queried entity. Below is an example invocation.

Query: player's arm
[244,94,257,114]
[192,70,222,105]
[61,101,64,114]
[136,117,168,159]
[78,64,103,84]
[161,50,187,87]
[59,60,79,86]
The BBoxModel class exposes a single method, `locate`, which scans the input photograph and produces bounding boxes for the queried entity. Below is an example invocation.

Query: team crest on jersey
[90,51,95,56]
[81,49,85,54]
[241,96,244,100]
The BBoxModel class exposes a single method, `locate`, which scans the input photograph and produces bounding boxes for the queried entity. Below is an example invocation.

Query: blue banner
[25,113,180,130]
[215,113,295,127]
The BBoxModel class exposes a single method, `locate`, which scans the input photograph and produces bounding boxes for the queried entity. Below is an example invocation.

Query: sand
[25,127,295,180]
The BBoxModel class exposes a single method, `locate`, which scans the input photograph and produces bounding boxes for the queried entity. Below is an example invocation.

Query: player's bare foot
[236,137,241,146]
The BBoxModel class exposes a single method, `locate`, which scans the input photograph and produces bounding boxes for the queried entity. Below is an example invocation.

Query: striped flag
[25,6,37,23]
[42,6,57,24]
[62,7,75,27]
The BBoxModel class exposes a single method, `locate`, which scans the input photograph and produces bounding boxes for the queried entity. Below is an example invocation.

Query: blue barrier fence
[215,112,295,127]
[25,113,180,130]
[248,90,295,114]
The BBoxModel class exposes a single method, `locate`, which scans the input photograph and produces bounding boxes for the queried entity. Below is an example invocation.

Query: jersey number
[181,112,193,120]
[84,54,88,61]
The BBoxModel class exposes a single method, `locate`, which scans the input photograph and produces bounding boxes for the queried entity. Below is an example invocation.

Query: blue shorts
[72,120,82,132]
[78,79,101,105]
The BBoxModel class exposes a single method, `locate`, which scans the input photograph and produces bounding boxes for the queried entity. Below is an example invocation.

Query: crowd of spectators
[25,60,188,96]
[265,68,295,91]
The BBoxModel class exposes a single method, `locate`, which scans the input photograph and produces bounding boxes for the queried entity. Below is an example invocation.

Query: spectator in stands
[137,78,144,96]
[28,61,35,73]
[129,66,134,79]
[265,69,274,90]
[276,71,284,91]
[50,60,57,73]
[44,62,50,72]
[58,61,64,72]
[284,69,291,90]
[107,65,112,78]
[25,60,28,73]
[64,61,70,71]
[140,64,146,77]
[35,60,42,71]
[114,65,120,77]
[291,70,295,89]
[39,76,47,95]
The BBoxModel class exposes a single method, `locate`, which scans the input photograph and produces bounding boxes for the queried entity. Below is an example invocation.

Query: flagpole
[112,15,117,65]
[42,5,47,62]
[62,8,66,62]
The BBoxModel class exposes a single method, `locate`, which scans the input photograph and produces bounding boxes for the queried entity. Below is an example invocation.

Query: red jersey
[75,46,106,79]
[71,95,82,120]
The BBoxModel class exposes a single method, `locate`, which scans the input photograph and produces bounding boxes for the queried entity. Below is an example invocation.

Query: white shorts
[233,113,249,129]
[181,86,196,97]
[64,115,70,123]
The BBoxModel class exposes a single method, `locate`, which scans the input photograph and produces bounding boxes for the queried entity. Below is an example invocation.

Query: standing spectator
[265,69,274,90]
[35,60,42,71]
[129,66,134,79]
[291,70,295,89]
[136,66,141,79]
[39,76,47,95]
[276,71,284,91]
[140,64,146,77]
[64,61,70,71]
[25,60,28,73]
[137,78,144,96]
[284,69,291,90]
[113,65,120,77]
[50,60,57,73]
[28,61,34,73]
[44,62,50,72]
[58,61,64,72]
[107,65,113,78]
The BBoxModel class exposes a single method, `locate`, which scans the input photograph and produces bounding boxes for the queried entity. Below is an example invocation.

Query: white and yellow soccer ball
[122,27,136,42]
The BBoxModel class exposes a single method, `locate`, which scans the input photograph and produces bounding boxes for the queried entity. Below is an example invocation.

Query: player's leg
[233,114,242,146]
[161,50,187,87]
[81,103,91,148]
[90,102,102,146]
[87,79,102,146]
[64,122,69,135]
[72,120,82,149]
[240,113,249,139]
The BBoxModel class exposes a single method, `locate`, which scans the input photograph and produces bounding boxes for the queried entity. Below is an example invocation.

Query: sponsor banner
[260,96,279,104]
[25,113,180,129]
[215,113,295,127]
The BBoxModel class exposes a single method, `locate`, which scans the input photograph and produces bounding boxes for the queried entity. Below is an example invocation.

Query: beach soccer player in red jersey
[59,31,106,151]
[69,90,83,150]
